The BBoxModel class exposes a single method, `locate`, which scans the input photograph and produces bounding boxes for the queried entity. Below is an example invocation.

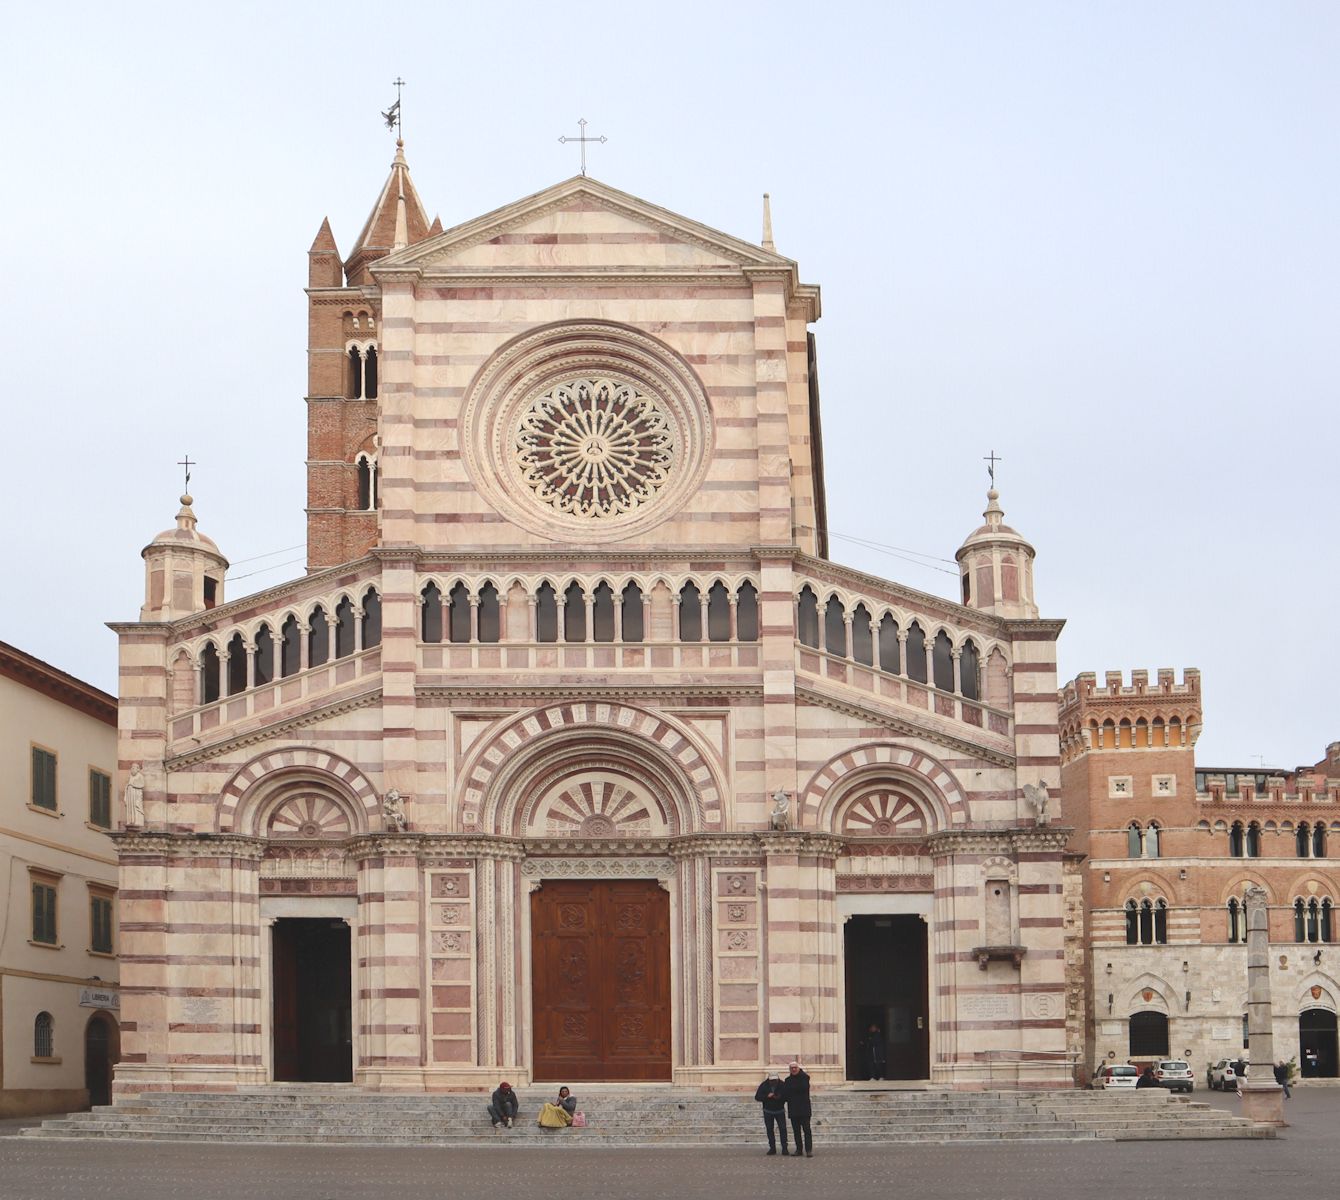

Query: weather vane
[983,450,1001,487]
[558,118,607,176]
[178,454,195,495]
[382,77,405,136]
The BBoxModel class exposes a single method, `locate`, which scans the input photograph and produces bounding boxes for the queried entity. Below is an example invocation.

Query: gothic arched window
[226,632,247,696]
[564,583,586,642]
[735,582,758,642]
[448,582,471,644]
[477,582,500,643]
[420,583,443,643]
[360,588,381,649]
[621,583,645,642]
[280,616,301,676]
[334,597,355,659]
[364,345,378,399]
[1227,898,1242,943]
[1229,822,1245,858]
[308,606,330,667]
[1127,823,1143,858]
[1315,825,1327,858]
[824,595,847,657]
[706,582,731,642]
[796,587,818,648]
[201,641,221,704]
[905,622,927,683]
[1246,822,1262,858]
[960,639,980,700]
[254,624,274,687]
[1145,822,1161,858]
[1295,898,1307,943]
[932,630,954,692]
[1125,900,1139,945]
[536,583,558,643]
[851,604,873,666]
[678,582,702,642]
[878,615,900,674]
[34,1012,53,1059]
[592,582,616,643]
[1298,823,1311,857]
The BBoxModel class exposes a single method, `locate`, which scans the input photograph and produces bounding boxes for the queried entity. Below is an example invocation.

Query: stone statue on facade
[769,789,791,831]
[123,763,145,828]
[383,788,408,832]
[1023,782,1050,826]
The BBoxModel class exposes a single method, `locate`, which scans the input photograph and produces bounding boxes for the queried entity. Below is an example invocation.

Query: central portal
[531,879,671,1081]
[272,917,352,1082]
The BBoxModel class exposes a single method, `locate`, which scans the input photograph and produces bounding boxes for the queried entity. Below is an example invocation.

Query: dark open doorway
[83,1011,119,1107]
[1299,1008,1339,1078]
[272,918,352,1082]
[844,914,929,1080]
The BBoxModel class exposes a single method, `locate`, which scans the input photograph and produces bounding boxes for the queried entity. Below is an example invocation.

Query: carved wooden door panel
[532,879,671,1081]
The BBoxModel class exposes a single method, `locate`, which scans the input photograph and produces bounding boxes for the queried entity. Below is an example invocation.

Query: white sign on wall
[79,987,119,1010]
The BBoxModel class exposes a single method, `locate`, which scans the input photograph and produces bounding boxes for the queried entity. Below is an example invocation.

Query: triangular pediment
[374,176,794,276]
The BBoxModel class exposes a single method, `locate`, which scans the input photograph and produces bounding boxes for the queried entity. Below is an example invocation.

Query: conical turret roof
[345,140,431,284]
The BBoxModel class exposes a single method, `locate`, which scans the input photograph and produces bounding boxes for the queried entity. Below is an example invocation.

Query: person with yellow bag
[537,1085,577,1129]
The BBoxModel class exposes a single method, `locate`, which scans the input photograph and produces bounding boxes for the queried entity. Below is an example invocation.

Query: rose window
[515,378,674,519]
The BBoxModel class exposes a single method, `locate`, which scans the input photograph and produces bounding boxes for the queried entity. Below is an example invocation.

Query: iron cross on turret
[558,118,607,176]
[178,454,195,494]
[983,450,1002,487]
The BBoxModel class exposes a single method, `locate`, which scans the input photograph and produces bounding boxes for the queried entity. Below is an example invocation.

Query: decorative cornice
[926,825,1073,856]
[1001,618,1067,638]
[521,856,674,880]
[166,688,383,770]
[795,682,1015,768]
[418,684,762,704]
[111,831,266,861]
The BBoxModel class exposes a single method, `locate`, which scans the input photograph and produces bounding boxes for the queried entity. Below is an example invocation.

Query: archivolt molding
[217,746,381,835]
[801,742,971,832]
[1297,976,1338,1012]
[458,700,726,834]
[1126,973,1176,1013]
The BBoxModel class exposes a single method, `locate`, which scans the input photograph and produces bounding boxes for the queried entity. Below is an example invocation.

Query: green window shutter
[32,748,57,810]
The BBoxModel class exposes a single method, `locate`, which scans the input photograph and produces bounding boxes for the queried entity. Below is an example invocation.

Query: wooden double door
[531,879,671,1081]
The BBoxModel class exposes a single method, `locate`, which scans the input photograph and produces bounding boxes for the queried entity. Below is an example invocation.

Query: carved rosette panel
[531,775,665,840]
[429,869,474,1063]
[713,867,761,1062]
[516,378,674,519]
[839,789,928,839]
[266,794,352,840]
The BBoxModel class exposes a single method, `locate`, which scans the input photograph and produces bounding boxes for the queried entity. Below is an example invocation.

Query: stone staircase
[24,1086,1272,1145]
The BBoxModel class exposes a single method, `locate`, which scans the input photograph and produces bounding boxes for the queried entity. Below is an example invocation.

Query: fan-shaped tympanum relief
[266,793,352,839]
[530,774,668,839]
[839,789,928,838]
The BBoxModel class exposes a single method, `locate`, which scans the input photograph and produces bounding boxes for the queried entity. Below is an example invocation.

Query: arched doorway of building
[272,918,353,1082]
[84,1011,120,1108]
[843,915,929,1080]
[1128,1010,1169,1061]
[1298,1008,1338,1078]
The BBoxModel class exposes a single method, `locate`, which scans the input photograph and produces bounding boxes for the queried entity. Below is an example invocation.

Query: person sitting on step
[488,1081,519,1128]
[538,1086,577,1129]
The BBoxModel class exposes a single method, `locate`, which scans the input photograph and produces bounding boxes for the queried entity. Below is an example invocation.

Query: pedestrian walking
[783,1060,813,1158]
[863,1023,887,1081]
[754,1071,789,1155]
[1273,1062,1292,1099]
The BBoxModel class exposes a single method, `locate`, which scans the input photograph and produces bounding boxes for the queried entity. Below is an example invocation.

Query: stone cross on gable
[558,118,607,176]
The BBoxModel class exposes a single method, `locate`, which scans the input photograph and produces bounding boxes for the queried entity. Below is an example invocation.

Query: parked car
[1153,1059,1195,1092]
[1092,1063,1139,1089]
[1207,1060,1238,1091]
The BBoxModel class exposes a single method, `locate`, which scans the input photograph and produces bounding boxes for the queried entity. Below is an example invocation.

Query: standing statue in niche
[383,788,408,832]
[123,763,145,829]
[1023,782,1050,826]
[769,789,792,831]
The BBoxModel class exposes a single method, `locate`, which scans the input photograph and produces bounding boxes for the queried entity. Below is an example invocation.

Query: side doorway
[83,1011,120,1108]
[1299,1008,1339,1077]
[272,917,353,1082]
[844,915,929,1080]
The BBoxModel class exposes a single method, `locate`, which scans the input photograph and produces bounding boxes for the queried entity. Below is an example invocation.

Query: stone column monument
[1239,884,1285,1124]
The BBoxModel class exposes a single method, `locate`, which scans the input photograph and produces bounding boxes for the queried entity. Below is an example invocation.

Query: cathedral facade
[110,145,1072,1096]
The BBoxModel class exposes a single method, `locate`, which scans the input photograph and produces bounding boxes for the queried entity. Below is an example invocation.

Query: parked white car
[1207,1059,1239,1091]
[1092,1063,1139,1089]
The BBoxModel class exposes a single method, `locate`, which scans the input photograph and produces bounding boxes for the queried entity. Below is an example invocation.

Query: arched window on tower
[448,582,471,644]
[536,583,558,643]
[796,587,819,648]
[1229,822,1245,858]
[564,583,586,642]
[592,582,616,642]
[1295,899,1307,943]
[364,346,378,399]
[735,582,758,642]
[1154,899,1168,944]
[878,615,900,674]
[1128,823,1143,858]
[334,597,355,658]
[346,347,361,399]
[707,582,731,642]
[356,455,378,511]
[960,639,980,700]
[226,632,247,696]
[201,642,221,704]
[1125,900,1139,945]
[1227,898,1242,943]
[1316,825,1328,857]
[308,606,329,667]
[1298,823,1311,857]
[678,582,702,642]
[477,582,500,643]
[824,595,847,657]
[621,583,645,642]
[932,631,954,692]
[361,588,381,649]
[1324,899,1334,943]
[905,622,928,683]
[420,583,443,643]
[1145,822,1161,858]
[851,604,873,666]
[1246,822,1262,858]
[1307,899,1321,943]
[254,624,274,687]
[280,616,301,677]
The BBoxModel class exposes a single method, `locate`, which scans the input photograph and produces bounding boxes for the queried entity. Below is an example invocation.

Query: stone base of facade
[0,1088,89,1118]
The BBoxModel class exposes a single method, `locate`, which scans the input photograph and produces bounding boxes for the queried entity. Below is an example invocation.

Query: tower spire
[344,138,432,285]
[761,192,775,252]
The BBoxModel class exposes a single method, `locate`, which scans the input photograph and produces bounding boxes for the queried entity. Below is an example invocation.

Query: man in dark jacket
[1135,1066,1158,1088]
[754,1072,789,1155]
[1273,1061,1292,1099]
[783,1060,813,1157]
[863,1023,887,1081]
[488,1081,519,1128]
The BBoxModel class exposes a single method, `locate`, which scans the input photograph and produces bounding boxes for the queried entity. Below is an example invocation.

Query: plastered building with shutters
[109,141,1075,1098]
[1060,668,1340,1082]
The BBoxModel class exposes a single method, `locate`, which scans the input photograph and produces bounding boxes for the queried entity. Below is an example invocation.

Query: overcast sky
[2,1,1335,767]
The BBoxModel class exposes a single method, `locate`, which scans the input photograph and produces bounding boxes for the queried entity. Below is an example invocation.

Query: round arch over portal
[800,742,969,832]
[458,701,725,835]
[216,746,380,835]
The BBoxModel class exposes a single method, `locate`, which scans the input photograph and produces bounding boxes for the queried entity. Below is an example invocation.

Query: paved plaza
[0,1088,1335,1200]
